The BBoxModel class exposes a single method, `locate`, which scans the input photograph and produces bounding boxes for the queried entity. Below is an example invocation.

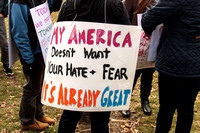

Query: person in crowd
[121,0,158,117]
[142,0,200,132]
[57,0,130,132]
[0,0,13,76]
[9,0,62,131]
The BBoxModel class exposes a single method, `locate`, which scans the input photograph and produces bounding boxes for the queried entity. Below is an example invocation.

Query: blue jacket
[142,0,200,78]
[10,0,62,64]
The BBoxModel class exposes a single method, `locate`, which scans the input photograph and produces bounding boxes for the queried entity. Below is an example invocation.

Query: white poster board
[30,2,53,63]
[41,21,141,111]
[147,24,163,61]
[136,14,155,69]
[9,1,19,68]
[137,14,142,27]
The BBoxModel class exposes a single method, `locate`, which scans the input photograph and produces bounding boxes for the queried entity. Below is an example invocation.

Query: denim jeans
[155,72,200,133]
[58,110,110,133]
[0,17,8,66]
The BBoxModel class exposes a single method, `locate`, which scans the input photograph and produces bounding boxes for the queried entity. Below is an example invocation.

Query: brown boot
[21,120,49,131]
[36,116,55,125]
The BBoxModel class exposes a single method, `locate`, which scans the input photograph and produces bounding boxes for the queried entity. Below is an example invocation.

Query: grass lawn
[0,11,200,133]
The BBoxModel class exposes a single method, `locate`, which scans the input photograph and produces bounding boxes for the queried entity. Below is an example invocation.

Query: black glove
[26,61,38,75]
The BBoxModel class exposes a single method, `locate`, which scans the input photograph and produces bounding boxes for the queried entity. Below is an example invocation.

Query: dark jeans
[0,17,9,66]
[156,72,200,133]
[133,68,155,102]
[19,53,45,125]
[58,110,110,133]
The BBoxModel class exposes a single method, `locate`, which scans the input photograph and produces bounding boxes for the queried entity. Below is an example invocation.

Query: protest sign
[136,14,155,69]
[137,14,142,26]
[147,24,163,61]
[8,2,19,68]
[41,21,141,111]
[30,2,53,63]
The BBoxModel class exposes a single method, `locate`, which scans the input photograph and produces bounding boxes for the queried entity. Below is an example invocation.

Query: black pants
[155,72,200,133]
[0,17,9,66]
[133,68,155,102]
[58,110,110,133]
[19,53,45,125]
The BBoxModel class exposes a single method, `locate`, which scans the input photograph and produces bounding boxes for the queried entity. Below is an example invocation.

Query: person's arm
[10,3,34,64]
[141,0,181,35]
[112,0,131,25]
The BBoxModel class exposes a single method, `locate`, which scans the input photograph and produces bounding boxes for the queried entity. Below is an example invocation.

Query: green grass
[0,12,200,133]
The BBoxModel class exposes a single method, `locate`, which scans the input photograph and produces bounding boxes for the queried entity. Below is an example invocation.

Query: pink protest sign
[30,2,53,63]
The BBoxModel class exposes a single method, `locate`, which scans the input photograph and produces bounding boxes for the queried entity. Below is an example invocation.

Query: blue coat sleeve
[141,0,181,35]
[10,3,34,64]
